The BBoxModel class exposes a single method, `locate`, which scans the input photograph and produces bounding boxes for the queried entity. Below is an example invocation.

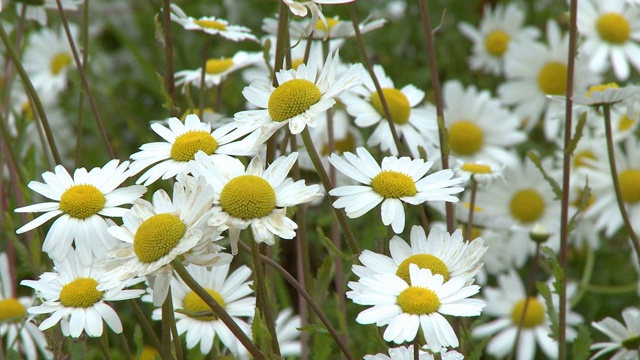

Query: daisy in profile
[452,159,506,187]
[14,160,145,265]
[175,51,263,91]
[282,0,355,24]
[188,152,322,254]
[234,50,363,136]
[263,15,386,40]
[328,147,465,234]
[353,226,487,285]
[577,0,640,80]
[458,3,540,76]
[441,80,526,166]
[499,20,600,140]
[149,263,254,356]
[128,114,259,186]
[472,270,582,360]
[21,249,145,338]
[364,346,463,360]
[348,264,485,351]
[169,3,257,42]
[342,64,438,158]
[573,83,640,108]
[591,307,640,359]
[0,253,52,360]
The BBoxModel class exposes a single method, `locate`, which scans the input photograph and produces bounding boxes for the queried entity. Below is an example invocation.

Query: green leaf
[527,151,563,199]
[572,325,592,360]
[319,234,353,261]
[311,331,334,360]
[466,336,491,360]
[536,280,559,340]
[566,112,588,156]
[155,72,176,113]
[251,308,274,357]
[312,253,334,305]
[298,323,329,335]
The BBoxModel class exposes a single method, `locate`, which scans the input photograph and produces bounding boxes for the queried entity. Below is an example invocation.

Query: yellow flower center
[461,163,493,174]
[133,213,186,263]
[315,17,340,32]
[50,52,72,75]
[597,13,630,44]
[59,278,104,308]
[586,82,619,97]
[268,79,322,122]
[511,297,545,328]
[59,184,106,219]
[370,171,417,198]
[573,150,597,169]
[220,175,276,219]
[448,120,484,156]
[396,254,450,284]
[170,130,218,162]
[510,189,545,223]
[619,169,640,204]
[138,346,161,360]
[21,100,34,121]
[484,30,510,56]
[537,62,568,96]
[321,132,356,155]
[182,289,226,321]
[397,286,440,315]
[291,58,305,70]
[193,19,227,31]
[205,58,234,74]
[370,88,411,125]
[0,298,27,322]
[619,114,637,131]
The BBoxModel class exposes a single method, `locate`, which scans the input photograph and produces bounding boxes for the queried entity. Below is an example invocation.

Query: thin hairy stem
[199,37,210,116]
[97,332,112,360]
[130,300,164,358]
[465,177,478,240]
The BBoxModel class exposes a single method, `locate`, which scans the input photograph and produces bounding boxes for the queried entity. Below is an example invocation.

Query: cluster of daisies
[3,0,640,358]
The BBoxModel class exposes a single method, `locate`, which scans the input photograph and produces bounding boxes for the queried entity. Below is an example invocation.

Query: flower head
[591,307,640,359]
[169,3,257,42]
[175,51,263,91]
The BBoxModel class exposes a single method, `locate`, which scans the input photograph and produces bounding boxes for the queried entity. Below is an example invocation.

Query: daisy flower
[128,114,259,186]
[22,24,78,96]
[263,15,386,40]
[149,263,254,356]
[342,64,438,158]
[591,307,640,359]
[283,0,355,25]
[499,20,600,140]
[364,346,463,360]
[573,83,640,108]
[188,152,322,254]
[328,147,465,234]
[0,253,52,360]
[169,3,257,42]
[20,249,145,338]
[458,3,540,76]
[14,159,146,265]
[452,158,506,187]
[347,264,485,351]
[577,0,640,81]
[472,270,582,360]
[234,49,363,136]
[272,308,302,358]
[175,51,263,91]
[353,226,487,285]
[441,80,526,166]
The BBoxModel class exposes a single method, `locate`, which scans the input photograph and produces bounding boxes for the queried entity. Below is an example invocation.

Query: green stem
[465,177,478,240]
[162,0,179,117]
[118,332,133,360]
[130,300,164,358]
[75,0,90,167]
[98,331,113,360]
[585,283,638,294]
[571,244,595,307]
[199,37,210,116]
[161,288,174,359]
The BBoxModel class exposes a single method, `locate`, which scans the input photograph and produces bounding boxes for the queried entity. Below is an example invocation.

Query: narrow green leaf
[319,235,353,261]
[527,151,563,199]
[566,112,588,156]
[572,325,592,360]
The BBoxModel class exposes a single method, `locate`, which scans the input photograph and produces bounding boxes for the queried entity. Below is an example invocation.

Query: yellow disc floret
[134,213,186,263]
[597,13,630,44]
[182,289,226,321]
[573,150,597,169]
[370,171,417,198]
[619,114,636,131]
[59,278,104,308]
[397,286,440,315]
[206,58,234,74]
[484,30,510,56]
[59,184,106,219]
[510,189,545,223]
[586,82,619,97]
[268,79,322,122]
[170,130,218,162]
[315,17,340,32]
[322,132,356,156]
[537,62,568,96]
[448,120,484,156]
[370,88,411,125]
[461,163,493,174]
[396,254,450,284]
[193,19,227,31]
[50,53,72,75]
[619,169,640,204]
[220,175,276,219]
[511,297,545,328]
[0,298,27,322]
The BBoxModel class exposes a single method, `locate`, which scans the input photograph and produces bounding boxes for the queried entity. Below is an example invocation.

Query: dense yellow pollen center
[619,169,640,204]
[397,287,440,315]
[170,130,218,162]
[138,346,161,360]
[321,132,356,155]
[268,79,322,122]
[21,100,34,121]
[220,175,276,219]
[597,13,630,44]
[59,278,104,308]
[370,171,417,198]
[50,53,72,75]
[291,58,304,70]
[182,289,226,321]
[573,150,597,169]
[194,19,227,31]
[537,62,568,96]
[134,213,186,263]
[586,83,619,97]
[484,30,510,56]
[510,189,545,223]
[511,297,545,328]
[0,298,27,322]
[619,114,637,131]
[205,58,234,74]
[461,163,492,174]
[315,18,340,32]
[370,88,411,125]
[396,254,450,284]
[59,184,106,219]
[448,120,484,155]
